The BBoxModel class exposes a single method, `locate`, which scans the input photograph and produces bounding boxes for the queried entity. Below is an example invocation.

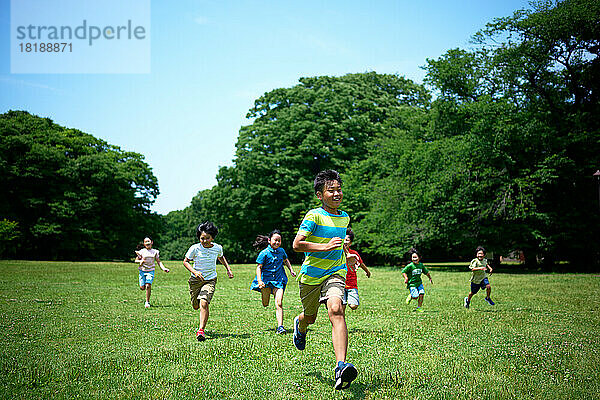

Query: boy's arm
[183,257,202,279]
[426,272,433,284]
[218,256,234,278]
[284,258,296,277]
[293,234,343,252]
[256,264,264,287]
[360,262,371,278]
[402,272,408,284]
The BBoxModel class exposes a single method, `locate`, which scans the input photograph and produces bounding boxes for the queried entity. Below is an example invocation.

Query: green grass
[0,260,599,399]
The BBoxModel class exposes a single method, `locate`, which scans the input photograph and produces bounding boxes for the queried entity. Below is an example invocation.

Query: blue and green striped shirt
[297,207,349,284]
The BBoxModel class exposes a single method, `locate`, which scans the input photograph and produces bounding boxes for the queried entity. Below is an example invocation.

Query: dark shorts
[470,278,490,294]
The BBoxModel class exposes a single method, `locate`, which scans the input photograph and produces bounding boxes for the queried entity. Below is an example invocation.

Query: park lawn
[0,260,598,400]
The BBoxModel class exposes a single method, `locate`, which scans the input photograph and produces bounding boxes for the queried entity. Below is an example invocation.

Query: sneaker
[416,307,424,313]
[405,294,412,304]
[293,316,306,350]
[276,325,286,334]
[144,301,151,309]
[485,297,495,306]
[196,328,206,341]
[334,361,358,390]
[463,297,470,309]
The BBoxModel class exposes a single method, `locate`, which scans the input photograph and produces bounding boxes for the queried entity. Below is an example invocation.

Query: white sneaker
[144,301,151,308]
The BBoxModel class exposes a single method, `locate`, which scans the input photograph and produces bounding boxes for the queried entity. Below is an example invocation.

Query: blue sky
[0,0,532,214]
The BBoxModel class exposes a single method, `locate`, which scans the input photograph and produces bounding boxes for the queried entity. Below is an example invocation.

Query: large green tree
[166,73,431,262]
[0,111,161,260]
[348,0,600,267]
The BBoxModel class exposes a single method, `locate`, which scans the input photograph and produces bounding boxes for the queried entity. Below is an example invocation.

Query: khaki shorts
[299,274,345,316]
[188,276,217,306]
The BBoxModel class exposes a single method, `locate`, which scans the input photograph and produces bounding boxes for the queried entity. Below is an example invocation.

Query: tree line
[1,0,598,268]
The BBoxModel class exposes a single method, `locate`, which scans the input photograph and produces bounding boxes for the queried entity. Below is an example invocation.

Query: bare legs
[261,287,285,328]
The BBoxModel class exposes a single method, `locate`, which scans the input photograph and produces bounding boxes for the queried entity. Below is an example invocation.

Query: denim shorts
[139,270,154,287]
[343,288,360,306]
[470,278,490,294]
[409,284,425,297]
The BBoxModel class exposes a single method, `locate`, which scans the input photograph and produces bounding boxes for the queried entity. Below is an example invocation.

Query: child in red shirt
[343,228,371,311]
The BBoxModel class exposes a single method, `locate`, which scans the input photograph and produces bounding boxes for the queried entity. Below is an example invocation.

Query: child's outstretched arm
[256,264,265,288]
[183,257,203,280]
[218,256,234,279]
[156,255,169,273]
[360,262,371,278]
[402,272,409,284]
[426,272,433,284]
[284,258,296,277]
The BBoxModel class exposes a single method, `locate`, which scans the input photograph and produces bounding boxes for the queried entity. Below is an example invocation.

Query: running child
[402,248,433,312]
[183,221,234,341]
[464,246,494,309]
[343,228,371,311]
[292,169,359,391]
[136,237,170,309]
[250,229,297,334]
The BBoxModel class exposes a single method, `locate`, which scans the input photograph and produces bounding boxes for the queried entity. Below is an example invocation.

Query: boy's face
[316,180,342,210]
[411,253,420,263]
[477,250,485,260]
[143,237,153,249]
[344,235,352,247]
[199,231,214,247]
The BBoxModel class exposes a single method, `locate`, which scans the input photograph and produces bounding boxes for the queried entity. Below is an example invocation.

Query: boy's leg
[199,299,209,330]
[273,288,284,327]
[417,293,424,308]
[260,287,271,307]
[486,284,492,298]
[327,296,348,363]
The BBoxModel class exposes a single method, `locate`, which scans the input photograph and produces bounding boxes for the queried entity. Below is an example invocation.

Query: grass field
[1,260,599,399]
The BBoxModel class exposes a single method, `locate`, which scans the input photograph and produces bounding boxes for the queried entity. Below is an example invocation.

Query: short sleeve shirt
[256,245,289,284]
[297,207,350,285]
[469,258,488,284]
[138,248,159,272]
[401,262,429,288]
[185,243,224,280]
[345,249,363,289]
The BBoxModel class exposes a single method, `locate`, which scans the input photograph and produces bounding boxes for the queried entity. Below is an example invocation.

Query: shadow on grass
[205,331,251,340]
[348,327,382,335]
[306,371,369,399]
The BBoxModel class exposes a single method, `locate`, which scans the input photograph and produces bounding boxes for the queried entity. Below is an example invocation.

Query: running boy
[292,169,358,390]
[402,248,433,312]
[343,228,371,311]
[464,246,494,309]
[183,222,234,341]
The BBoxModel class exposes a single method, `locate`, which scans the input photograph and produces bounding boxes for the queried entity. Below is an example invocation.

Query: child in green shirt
[401,248,433,312]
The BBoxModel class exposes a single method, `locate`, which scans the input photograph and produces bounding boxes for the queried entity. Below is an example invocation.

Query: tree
[192,73,430,262]
[0,111,161,260]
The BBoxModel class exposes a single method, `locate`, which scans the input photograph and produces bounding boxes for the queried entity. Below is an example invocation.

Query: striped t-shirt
[297,207,349,285]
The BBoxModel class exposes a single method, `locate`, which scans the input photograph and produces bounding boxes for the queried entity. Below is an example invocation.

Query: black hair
[408,247,421,258]
[144,236,153,243]
[476,246,486,254]
[135,241,144,251]
[314,169,342,194]
[346,227,355,242]
[253,229,282,250]
[196,221,219,240]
